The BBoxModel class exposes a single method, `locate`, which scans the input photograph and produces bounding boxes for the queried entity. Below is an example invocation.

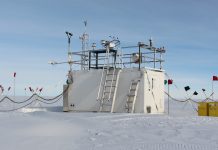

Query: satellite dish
[109,42,115,48]
[101,40,106,45]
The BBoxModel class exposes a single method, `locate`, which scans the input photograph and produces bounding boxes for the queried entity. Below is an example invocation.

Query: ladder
[126,80,139,113]
[99,68,120,112]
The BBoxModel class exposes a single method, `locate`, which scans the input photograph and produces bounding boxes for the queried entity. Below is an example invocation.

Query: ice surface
[0,97,217,150]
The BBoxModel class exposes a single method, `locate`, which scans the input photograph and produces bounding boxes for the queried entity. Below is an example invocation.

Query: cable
[0,100,35,112]
[0,85,69,112]
[0,85,69,103]
[164,91,190,103]
[0,94,36,104]
[36,95,63,104]
[202,92,218,102]
[188,100,198,112]
[165,91,199,113]
[36,84,69,101]
[36,93,62,101]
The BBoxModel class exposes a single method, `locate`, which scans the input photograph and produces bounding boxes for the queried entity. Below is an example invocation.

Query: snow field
[0,98,217,150]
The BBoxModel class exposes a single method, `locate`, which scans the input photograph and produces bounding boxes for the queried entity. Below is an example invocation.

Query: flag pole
[168,83,170,115]
[212,80,214,100]
[13,75,15,99]
[167,79,173,115]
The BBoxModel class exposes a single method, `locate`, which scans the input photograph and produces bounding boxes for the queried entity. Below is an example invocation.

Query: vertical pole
[96,53,98,69]
[138,45,141,70]
[89,51,91,70]
[13,75,16,110]
[81,38,84,70]
[66,32,73,72]
[154,48,156,69]
[160,53,162,70]
[13,77,15,99]
[168,84,170,115]
[68,38,72,71]
[106,44,110,69]
[212,80,214,100]
[114,51,117,68]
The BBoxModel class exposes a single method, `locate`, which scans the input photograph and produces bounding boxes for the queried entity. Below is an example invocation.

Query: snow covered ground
[0,98,218,150]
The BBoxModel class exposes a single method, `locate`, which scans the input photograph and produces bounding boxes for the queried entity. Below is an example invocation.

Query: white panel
[67,70,102,112]
[144,69,164,114]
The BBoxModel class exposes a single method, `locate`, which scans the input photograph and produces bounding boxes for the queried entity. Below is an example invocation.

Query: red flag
[213,76,218,81]
[168,79,173,85]
[8,87,11,91]
[13,72,16,77]
[0,85,4,93]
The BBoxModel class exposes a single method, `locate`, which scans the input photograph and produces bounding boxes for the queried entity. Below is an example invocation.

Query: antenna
[49,31,74,71]
[149,37,153,47]
[48,31,74,84]
[79,20,89,70]
[84,20,87,32]
[92,43,96,50]
[66,31,73,71]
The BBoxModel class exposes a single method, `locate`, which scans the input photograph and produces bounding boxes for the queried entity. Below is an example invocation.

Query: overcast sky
[0,0,218,98]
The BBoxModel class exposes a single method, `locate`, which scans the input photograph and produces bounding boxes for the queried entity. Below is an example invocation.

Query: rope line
[0,100,35,112]
[164,91,218,113]
[36,95,63,104]
[0,85,69,112]
[0,94,36,104]
[36,93,62,101]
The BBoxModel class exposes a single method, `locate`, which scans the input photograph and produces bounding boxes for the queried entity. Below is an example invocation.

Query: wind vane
[84,20,87,27]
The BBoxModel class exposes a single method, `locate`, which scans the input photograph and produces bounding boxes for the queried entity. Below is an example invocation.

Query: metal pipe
[138,44,141,70]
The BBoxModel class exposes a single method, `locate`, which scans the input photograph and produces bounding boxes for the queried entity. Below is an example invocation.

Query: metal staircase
[99,68,120,112]
[96,40,122,112]
[126,80,139,113]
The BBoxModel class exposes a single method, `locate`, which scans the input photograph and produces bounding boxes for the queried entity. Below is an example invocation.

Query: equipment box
[208,102,218,117]
[198,102,208,116]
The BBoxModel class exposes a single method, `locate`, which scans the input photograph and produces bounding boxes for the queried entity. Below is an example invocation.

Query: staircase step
[128,94,135,97]
[132,82,138,85]
[104,91,115,93]
[130,89,136,91]
[102,96,114,99]
[103,98,112,103]
[102,103,112,106]
[106,79,117,82]
[103,97,113,99]
[107,73,117,76]
[105,85,116,87]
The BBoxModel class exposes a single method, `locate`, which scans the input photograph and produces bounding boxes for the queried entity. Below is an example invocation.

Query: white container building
[62,37,166,114]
